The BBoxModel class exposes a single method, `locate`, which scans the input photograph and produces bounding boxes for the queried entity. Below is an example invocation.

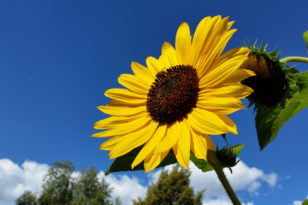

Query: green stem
[280,56,308,64]
[208,151,241,205]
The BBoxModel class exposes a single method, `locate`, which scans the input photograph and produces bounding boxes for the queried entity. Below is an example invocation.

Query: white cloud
[202,199,253,205]
[0,158,277,205]
[293,201,302,205]
[293,194,308,205]
[0,159,49,205]
[147,161,277,205]
[98,172,147,203]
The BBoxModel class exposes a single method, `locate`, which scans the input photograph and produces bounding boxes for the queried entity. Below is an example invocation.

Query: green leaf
[255,68,308,150]
[303,31,308,50]
[190,144,244,172]
[105,147,177,175]
[190,152,214,172]
[302,199,308,205]
[230,144,244,155]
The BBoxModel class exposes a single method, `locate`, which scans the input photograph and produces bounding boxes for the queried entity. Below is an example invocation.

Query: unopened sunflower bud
[216,147,238,168]
[240,45,287,106]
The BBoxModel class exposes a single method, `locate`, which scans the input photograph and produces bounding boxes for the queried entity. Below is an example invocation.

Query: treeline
[16,161,204,205]
[16,161,118,205]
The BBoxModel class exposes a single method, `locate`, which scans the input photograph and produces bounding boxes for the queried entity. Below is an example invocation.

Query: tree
[133,166,204,205]
[38,161,74,205]
[16,191,37,205]
[70,166,113,205]
[16,161,117,205]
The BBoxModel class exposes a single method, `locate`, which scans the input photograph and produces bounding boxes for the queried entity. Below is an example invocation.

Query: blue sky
[0,0,308,204]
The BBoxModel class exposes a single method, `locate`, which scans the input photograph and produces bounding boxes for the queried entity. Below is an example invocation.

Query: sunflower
[93,15,255,172]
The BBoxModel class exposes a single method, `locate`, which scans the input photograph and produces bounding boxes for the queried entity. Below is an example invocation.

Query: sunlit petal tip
[104,90,111,97]
[229,28,238,34]
[241,47,252,55]
[91,133,98,138]
[97,105,103,110]
[99,142,108,150]
[243,68,256,76]
[146,56,163,75]
[243,85,254,97]
[213,14,222,20]
[162,41,174,50]
[131,61,137,67]
[179,22,189,28]
[91,131,105,138]
[223,16,230,21]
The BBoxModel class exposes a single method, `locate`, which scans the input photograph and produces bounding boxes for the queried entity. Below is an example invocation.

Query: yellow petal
[196,29,237,79]
[189,16,217,66]
[173,120,190,168]
[109,121,158,159]
[217,115,238,135]
[199,84,253,99]
[94,114,143,129]
[144,150,169,172]
[203,134,216,150]
[99,136,123,150]
[105,88,146,99]
[224,69,256,83]
[199,47,250,88]
[131,62,154,82]
[188,108,228,135]
[146,56,163,77]
[193,17,237,78]
[104,88,147,106]
[159,42,179,68]
[197,95,245,115]
[155,121,180,153]
[190,130,207,160]
[97,104,146,116]
[118,74,150,94]
[92,113,151,137]
[131,125,167,169]
[175,22,192,64]
[227,21,235,30]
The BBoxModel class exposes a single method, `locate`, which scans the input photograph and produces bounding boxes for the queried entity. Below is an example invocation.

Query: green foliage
[190,144,244,173]
[190,152,214,172]
[70,167,113,205]
[17,161,116,205]
[16,191,37,205]
[132,166,204,205]
[302,199,308,205]
[106,144,244,174]
[39,161,74,205]
[303,31,308,50]
[230,144,244,155]
[105,147,177,175]
[255,67,308,150]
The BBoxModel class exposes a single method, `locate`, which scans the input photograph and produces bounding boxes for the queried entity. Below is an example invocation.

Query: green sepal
[105,147,177,175]
[303,30,308,51]
[255,67,308,150]
[230,144,244,155]
[190,144,244,172]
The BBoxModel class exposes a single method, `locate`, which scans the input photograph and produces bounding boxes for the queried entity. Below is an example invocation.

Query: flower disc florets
[147,65,199,125]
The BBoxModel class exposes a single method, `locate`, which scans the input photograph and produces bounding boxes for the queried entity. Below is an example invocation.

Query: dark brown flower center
[147,65,199,125]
